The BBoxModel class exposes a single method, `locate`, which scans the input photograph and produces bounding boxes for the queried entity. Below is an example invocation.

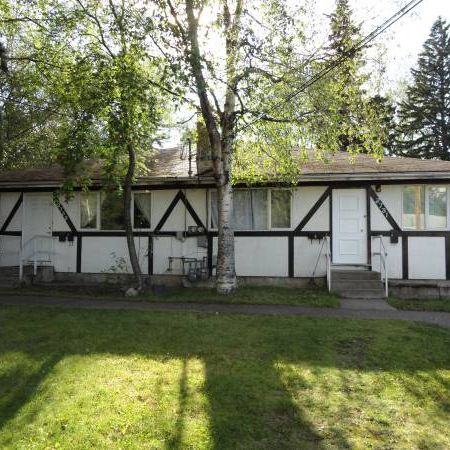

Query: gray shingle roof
[1,148,450,186]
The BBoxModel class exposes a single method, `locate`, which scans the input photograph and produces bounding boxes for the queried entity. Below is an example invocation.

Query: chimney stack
[196,121,214,176]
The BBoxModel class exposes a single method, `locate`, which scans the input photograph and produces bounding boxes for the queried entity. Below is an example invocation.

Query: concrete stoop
[331,269,385,300]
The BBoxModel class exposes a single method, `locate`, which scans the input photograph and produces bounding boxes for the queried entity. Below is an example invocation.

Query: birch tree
[157,0,385,294]
[7,0,166,290]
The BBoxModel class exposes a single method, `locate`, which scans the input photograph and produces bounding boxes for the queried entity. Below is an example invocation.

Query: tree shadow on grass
[0,354,61,431]
[0,308,449,448]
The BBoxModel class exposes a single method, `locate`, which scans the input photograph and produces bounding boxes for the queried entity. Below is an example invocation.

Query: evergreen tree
[321,0,385,154]
[395,17,450,159]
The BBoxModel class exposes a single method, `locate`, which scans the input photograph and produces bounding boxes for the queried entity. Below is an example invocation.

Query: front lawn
[388,297,450,312]
[149,286,339,307]
[1,285,340,308]
[0,306,449,449]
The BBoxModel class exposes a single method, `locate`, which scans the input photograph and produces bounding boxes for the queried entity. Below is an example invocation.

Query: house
[2,147,450,298]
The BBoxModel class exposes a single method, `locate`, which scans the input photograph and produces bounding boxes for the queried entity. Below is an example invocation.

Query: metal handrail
[19,234,55,280]
[325,235,331,292]
[376,235,388,298]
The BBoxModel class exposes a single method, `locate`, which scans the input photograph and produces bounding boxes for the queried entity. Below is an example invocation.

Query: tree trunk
[124,141,144,290]
[216,166,237,294]
[184,0,240,294]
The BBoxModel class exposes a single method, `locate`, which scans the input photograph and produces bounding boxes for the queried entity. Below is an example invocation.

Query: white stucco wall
[408,237,446,280]
[0,192,22,231]
[294,237,327,277]
[370,185,402,231]
[81,236,149,273]
[0,193,22,266]
[153,236,207,275]
[370,236,403,280]
[294,187,329,232]
[235,237,288,277]
[53,194,80,230]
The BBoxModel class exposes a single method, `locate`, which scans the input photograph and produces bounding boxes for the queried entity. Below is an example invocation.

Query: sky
[163,0,450,147]
[317,0,450,88]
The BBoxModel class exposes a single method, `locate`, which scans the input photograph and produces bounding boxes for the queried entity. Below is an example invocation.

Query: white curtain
[210,189,268,230]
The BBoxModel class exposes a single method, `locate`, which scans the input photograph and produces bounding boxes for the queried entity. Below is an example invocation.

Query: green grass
[388,297,450,312]
[1,285,340,308]
[0,306,449,449]
[149,286,339,307]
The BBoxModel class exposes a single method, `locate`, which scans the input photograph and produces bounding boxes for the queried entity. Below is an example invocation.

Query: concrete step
[331,270,381,281]
[332,280,384,290]
[335,289,386,299]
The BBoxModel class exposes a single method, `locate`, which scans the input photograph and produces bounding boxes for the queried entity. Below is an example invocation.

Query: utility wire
[237,0,425,134]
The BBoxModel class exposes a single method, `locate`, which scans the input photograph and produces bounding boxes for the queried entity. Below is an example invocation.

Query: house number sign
[52,193,77,232]
[374,197,389,218]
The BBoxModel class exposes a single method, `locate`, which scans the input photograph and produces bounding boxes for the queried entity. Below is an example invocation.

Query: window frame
[424,185,448,230]
[401,184,449,231]
[132,191,152,230]
[208,188,293,231]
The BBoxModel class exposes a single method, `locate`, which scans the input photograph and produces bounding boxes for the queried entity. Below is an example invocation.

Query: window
[80,192,98,229]
[427,186,447,228]
[271,190,291,228]
[100,192,125,230]
[402,185,447,230]
[133,192,151,229]
[210,188,291,230]
[233,189,268,230]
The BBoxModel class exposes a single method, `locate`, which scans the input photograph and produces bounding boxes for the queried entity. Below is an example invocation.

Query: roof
[2,148,450,188]
[301,152,450,175]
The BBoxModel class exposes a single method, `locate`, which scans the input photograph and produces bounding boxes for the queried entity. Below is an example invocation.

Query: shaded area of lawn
[388,297,450,312]
[0,306,449,449]
[149,286,339,307]
[0,285,340,308]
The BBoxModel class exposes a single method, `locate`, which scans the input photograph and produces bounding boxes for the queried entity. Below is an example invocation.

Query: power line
[237,0,425,134]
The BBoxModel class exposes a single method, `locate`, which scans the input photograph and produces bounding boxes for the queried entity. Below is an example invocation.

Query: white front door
[332,189,367,265]
[22,194,53,243]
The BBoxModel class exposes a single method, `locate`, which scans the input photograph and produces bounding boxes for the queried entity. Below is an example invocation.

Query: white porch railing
[373,235,388,298]
[19,235,55,280]
[325,235,331,292]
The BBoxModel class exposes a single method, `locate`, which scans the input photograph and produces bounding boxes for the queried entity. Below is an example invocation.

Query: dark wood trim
[154,189,206,232]
[371,230,450,237]
[53,230,152,237]
[203,230,330,238]
[402,235,408,280]
[179,190,206,229]
[0,230,21,236]
[207,234,213,277]
[366,187,371,265]
[154,191,183,232]
[295,187,331,232]
[288,234,294,277]
[368,186,401,231]
[76,235,82,273]
[53,229,331,239]
[0,193,23,233]
[52,194,77,233]
[5,177,450,193]
[148,237,153,275]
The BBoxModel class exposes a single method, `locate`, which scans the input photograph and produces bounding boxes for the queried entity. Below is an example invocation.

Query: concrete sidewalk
[1,294,449,328]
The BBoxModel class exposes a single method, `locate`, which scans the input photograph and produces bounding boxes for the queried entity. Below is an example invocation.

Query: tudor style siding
[1,183,450,281]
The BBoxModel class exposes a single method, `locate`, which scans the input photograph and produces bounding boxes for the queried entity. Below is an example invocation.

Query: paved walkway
[1,294,450,328]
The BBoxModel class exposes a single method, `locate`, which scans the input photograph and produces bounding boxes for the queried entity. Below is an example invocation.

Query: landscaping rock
[125,287,139,297]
